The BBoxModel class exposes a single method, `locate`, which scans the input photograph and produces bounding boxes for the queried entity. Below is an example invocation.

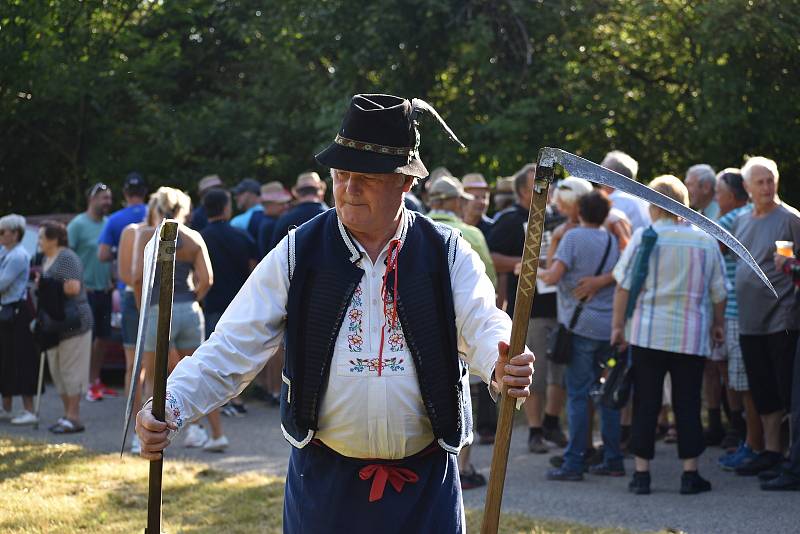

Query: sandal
[49,419,85,434]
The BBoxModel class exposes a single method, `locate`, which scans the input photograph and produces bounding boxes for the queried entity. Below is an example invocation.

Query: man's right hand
[135,406,178,460]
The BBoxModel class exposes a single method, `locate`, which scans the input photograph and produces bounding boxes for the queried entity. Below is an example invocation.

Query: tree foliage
[2,0,798,213]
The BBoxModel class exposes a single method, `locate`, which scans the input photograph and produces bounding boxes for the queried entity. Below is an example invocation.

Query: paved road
[2,388,798,533]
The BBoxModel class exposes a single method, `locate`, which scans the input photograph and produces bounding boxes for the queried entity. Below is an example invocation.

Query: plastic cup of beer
[775,241,794,258]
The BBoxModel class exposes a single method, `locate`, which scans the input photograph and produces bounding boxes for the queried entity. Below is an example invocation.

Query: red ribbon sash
[358,464,419,502]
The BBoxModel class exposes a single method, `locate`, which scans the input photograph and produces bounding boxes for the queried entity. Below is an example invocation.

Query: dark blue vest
[279,208,472,454]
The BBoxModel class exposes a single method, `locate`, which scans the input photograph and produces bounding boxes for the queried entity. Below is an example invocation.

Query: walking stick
[145,220,178,534]
[481,158,553,534]
[33,350,46,430]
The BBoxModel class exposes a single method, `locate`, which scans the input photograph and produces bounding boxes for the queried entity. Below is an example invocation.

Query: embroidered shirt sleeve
[165,238,290,424]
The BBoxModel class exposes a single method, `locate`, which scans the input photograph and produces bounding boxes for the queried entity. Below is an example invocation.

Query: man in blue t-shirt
[269,172,328,250]
[98,172,147,264]
[230,178,264,241]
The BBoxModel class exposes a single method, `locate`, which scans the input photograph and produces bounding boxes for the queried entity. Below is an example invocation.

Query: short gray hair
[742,156,779,184]
[686,164,716,188]
[601,150,638,180]
[0,213,26,241]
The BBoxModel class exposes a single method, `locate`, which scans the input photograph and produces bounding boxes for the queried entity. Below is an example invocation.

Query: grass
[0,436,638,533]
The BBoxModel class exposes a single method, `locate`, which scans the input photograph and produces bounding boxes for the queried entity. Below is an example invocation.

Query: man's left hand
[493,341,534,398]
[573,275,603,301]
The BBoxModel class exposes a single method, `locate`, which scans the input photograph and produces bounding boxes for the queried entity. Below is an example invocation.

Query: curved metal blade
[120,221,163,455]
[538,147,777,297]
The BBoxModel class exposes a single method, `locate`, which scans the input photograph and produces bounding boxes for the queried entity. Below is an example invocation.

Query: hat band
[334,134,413,156]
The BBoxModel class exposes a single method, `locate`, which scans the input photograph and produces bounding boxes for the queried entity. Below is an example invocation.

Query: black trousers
[739,330,798,415]
[630,345,705,460]
[475,383,497,436]
[0,302,39,397]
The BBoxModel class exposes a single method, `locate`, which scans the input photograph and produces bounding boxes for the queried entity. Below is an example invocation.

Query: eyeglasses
[88,182,110,197]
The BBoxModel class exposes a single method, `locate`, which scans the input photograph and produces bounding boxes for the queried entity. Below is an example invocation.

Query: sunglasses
[89,182,110,197]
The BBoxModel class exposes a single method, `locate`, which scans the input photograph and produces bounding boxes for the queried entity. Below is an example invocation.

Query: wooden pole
[481,166,552,534]
[145,220,178,534]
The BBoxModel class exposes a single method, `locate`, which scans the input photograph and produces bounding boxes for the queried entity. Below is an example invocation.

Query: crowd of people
[0,149,798,495]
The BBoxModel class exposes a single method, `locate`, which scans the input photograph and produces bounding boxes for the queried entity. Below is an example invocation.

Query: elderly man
[685,164,720,220]
[189,174,224,231]
[136,93,533,533]
[461,172,495,238]
[732,156,800,477]
[599,150,651,231]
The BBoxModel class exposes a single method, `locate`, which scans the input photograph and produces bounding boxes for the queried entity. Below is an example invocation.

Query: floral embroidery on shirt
[349,356,405,374]
[347,285,364,352]
[383,298,405,352]
[165,390,184,430]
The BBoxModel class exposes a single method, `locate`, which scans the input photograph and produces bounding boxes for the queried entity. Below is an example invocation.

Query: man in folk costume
[135,93,534,533]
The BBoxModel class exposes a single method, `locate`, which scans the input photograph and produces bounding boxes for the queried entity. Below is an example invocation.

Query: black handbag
[599,348,634,409]
[546,234,613,365]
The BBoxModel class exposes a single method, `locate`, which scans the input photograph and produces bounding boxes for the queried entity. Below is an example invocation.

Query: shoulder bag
[546,233,613,364]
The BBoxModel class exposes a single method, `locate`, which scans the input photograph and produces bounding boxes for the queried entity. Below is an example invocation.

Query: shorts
[143,301,205,353]
[740,330,798,414]
[121,289,139,349]
[47,330,91,396]
[525,317,566,394]
[86,289,112,340]
[725,318,749,392]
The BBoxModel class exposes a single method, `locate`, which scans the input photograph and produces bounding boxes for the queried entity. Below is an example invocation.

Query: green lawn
[0,437,637,533]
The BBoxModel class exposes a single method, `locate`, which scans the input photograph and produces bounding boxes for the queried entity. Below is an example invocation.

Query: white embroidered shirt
[164,210,511,459]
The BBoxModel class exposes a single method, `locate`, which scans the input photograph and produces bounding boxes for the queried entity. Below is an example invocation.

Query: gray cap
[428,176,474,202]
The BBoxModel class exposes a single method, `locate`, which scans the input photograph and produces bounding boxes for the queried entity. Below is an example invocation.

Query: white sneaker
[131,434,141,455]
[10,410,38,425]
[0,409,13,421]
[183,424,208,448]
[202,435,229,452]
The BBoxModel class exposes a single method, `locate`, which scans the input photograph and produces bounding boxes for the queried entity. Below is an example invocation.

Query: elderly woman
[0,214,39,425]
[38,220,94,433]
[538,191,622,480]
[611,175,727,495]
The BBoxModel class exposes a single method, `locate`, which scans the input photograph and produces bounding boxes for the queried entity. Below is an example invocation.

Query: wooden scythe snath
[481,159,554,534]
[146,220,178,534]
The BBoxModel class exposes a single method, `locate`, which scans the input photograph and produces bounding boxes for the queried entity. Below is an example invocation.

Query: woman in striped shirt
[611,175,727,496]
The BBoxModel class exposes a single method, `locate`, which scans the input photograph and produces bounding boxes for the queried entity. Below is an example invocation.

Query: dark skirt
[283,441,464,534]
[0,302,40,397]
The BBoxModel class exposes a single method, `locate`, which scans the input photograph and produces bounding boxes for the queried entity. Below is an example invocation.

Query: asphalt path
[2,388,798,533]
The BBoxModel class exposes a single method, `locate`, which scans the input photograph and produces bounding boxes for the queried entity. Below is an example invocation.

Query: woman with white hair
[0,214,39,424]
[132,187,227,452]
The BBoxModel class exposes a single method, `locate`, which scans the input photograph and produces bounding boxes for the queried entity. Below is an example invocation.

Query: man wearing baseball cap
[230,177,264,240]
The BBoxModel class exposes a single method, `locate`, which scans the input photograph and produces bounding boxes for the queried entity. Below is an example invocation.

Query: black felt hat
[315,94,464,178]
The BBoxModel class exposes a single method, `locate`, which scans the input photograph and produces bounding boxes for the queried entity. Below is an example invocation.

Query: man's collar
[336,207,409,265]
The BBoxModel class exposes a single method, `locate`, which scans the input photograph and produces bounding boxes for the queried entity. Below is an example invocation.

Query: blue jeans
[563,333,622,473]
